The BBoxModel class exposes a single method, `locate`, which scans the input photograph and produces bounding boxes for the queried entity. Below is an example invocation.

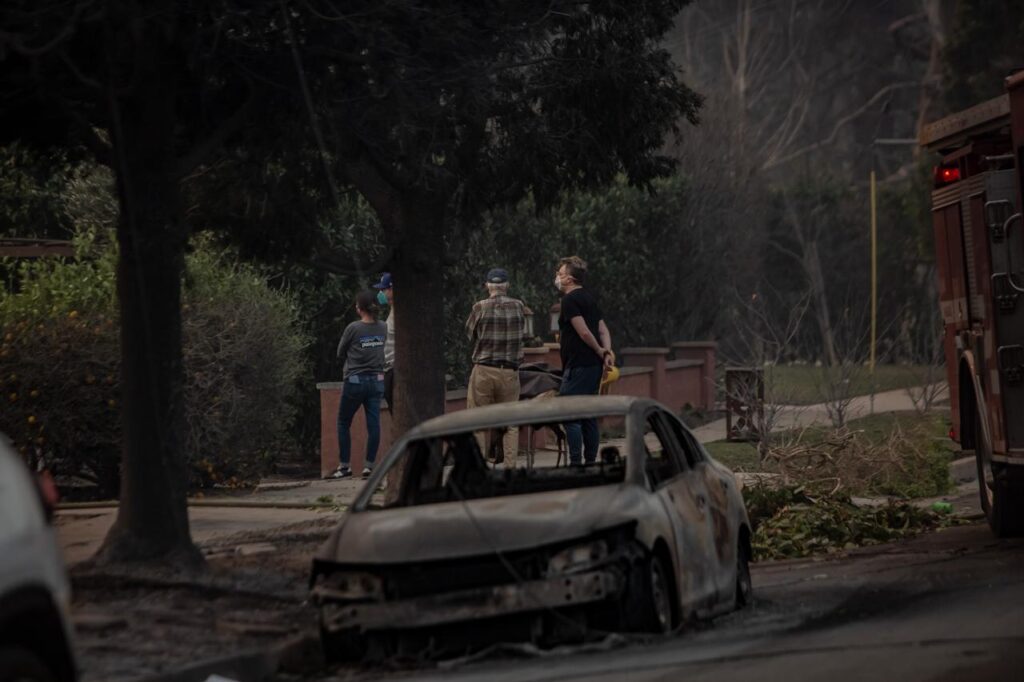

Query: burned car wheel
[623,552,674,634]
[735,539,753,608]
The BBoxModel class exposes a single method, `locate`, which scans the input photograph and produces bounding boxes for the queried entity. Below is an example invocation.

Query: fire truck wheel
[987,463,1024,538]
[973,411,994,518]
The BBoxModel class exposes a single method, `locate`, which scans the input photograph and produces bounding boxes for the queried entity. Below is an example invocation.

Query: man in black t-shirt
[555,256,615,465]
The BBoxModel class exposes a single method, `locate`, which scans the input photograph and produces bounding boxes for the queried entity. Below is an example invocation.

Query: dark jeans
[337,373,385,469]
[559,364,603,464]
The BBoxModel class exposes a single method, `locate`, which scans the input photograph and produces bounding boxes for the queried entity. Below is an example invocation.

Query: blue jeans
[559,364,603,464]
[337,373,385,469]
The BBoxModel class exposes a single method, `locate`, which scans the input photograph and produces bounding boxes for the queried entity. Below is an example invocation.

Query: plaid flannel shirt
[465,295,526,366]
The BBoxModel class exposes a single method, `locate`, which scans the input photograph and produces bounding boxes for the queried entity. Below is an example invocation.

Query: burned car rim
[651,558,672,632]
[736,542,753,607]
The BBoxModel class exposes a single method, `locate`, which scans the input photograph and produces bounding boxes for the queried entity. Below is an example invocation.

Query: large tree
[285,1,702,442]
[943,0,1024,110]
[1,0,700,564]
[172,1,703,442]
[0,0,304,567]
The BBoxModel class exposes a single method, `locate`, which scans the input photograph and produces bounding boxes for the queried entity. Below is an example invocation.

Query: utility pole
[870,169,878,377]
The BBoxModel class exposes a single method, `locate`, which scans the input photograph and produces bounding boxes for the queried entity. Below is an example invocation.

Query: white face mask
[554,275,562,291]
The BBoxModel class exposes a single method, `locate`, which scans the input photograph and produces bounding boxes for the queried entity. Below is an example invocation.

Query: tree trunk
[390,195,447,434]
[383,194,447,502]
[95,36,201,569]
[805,240,839,367]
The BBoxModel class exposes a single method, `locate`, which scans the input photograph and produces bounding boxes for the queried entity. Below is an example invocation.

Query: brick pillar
[542,342,562,371]
[318,382,341,478]
[671,342,717,411]
[619,348,670,404]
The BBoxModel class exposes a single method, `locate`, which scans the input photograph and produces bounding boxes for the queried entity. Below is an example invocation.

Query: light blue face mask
[376,290,389,306]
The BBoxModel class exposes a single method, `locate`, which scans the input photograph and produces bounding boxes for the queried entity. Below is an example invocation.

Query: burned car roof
[407,395,655,438]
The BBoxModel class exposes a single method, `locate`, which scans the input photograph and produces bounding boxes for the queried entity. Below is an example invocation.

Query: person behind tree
[371,272,395,412]
[330,290,387,479]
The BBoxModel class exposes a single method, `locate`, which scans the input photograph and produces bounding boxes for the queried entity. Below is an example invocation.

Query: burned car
[311,396,752,659]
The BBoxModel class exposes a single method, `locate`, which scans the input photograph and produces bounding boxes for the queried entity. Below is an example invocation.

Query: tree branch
[763,81,918,170]
[175,86,255,178]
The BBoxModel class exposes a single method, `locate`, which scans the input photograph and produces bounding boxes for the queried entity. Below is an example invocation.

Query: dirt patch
[71,518,336,682]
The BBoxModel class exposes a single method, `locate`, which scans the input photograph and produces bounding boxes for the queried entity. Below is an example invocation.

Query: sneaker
[362,466,373,479]
[330,466,352,479]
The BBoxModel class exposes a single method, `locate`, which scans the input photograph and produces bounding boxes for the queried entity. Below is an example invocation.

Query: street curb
[140,632,320,682]
[57,499,343,511]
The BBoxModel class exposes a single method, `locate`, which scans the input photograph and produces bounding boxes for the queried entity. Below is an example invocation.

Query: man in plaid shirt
[465,267,527,467]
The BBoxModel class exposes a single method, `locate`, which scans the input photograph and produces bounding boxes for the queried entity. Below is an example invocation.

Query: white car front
[0,436,77,682]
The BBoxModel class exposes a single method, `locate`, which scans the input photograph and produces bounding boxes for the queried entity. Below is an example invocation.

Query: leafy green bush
[742,484,960,560]
[443,173,758,384]
[181,248,308,487]
[0,235,308,496]
[1,311,122,493]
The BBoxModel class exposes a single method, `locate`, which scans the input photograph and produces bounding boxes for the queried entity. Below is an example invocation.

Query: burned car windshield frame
[352,403,638,511]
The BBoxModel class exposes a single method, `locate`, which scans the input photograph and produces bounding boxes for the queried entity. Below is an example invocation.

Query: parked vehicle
[921,72,1024,537]
[311,395,752,660]
[0,436,77,682]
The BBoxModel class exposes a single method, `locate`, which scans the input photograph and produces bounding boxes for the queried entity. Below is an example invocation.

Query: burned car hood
[316,484,648,564]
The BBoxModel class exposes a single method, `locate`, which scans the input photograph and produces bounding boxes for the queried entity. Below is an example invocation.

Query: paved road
[323,522,1022,682]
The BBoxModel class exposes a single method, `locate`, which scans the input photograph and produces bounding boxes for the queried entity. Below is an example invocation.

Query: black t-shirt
[559,287,603,369]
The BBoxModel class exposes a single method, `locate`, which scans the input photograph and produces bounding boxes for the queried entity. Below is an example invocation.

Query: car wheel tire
[973,405,1024,538]
[623,553,674,634]
[988,463,1024,538]
[0,646,55,682]
[735,540,753,608]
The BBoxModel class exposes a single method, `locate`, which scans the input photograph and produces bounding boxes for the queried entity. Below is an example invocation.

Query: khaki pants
[466,364,520,467]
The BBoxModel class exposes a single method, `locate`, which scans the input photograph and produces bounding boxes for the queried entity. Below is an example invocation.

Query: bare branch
[175,86,255,178]
[763,81,919,169]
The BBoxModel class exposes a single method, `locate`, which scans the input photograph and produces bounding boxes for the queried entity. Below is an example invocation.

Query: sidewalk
[692,382,949,442]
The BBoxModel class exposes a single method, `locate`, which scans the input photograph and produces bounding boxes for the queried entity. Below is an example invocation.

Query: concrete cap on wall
[619,347,671,355]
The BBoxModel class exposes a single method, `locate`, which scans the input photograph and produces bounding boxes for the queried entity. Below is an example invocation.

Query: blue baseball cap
[372,272,393,289]
[486,268,509,283]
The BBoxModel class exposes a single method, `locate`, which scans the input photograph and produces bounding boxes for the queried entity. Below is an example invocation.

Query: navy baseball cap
[486,268,509,283]
[372,272,393,289]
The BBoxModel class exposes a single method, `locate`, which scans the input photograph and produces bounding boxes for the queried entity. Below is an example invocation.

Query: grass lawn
[703,440,761,471]
[705,409,955,473]
[745,363,946,406]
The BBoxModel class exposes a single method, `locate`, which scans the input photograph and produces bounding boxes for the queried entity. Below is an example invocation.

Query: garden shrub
[181,248,308,488]
[0,234,308,496]
[742,484,961,560]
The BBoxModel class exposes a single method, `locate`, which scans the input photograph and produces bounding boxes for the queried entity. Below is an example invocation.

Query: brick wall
[318,341,715,476]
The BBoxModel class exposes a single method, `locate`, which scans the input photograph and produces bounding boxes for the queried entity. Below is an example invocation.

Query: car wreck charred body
[310,396,752,660]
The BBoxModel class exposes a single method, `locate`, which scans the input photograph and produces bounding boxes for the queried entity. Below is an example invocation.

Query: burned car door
[642,410,718,613]
[664,413,735,602]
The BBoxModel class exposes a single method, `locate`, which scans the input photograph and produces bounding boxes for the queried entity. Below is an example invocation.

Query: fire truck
[921,73,1024,537]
